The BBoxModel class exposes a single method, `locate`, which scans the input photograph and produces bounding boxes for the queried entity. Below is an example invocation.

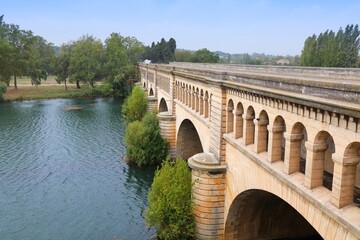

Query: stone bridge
[139,62,360,240]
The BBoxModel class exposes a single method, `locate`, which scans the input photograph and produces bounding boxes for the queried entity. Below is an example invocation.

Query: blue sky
[1,0,359,55]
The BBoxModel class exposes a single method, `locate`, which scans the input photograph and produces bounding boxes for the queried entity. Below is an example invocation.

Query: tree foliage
[146,158,195,240]
[125,112,168,167]
[104,33,144,97]
[69,35,104,88]
[0,82,7,101]
[175,48,220,63]
[0,15,55,88]
[300,24,360,67]
[143,38,176,63]
[121,85,148,124]
[189,48,220,63]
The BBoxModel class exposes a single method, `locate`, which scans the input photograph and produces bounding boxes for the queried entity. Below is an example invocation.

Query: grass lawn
[4,85,92,101]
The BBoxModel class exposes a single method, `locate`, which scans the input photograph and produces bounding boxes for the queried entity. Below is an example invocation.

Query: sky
[1,0,359,55]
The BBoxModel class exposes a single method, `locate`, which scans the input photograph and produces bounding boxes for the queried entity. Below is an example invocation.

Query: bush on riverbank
[146,158,195,240]
[125,111,168,167]
[121,85,148,124]
[0,82,7,101]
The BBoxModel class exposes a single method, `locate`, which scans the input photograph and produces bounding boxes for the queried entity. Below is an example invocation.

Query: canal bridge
[139,62,360,240]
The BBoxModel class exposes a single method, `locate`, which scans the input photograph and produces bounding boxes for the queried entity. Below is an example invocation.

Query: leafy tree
[27,35,55,85]
[146,158,195,240]
[300,24,359,67]
[54,43,72,90]
[190,48,220,63]
[69,35,103,88]
[105,33,144,97]
[143,38,176,63]
[175,49,192,62]
[125,112,168,167]
[121,85,148,124]
[0,82,7,101]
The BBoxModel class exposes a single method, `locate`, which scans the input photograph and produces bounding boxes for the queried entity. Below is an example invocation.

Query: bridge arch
[176,119,204,160]
[149,88,154,96]
[158,98,168,113]
[256,110,269,153]
[227,99,234,133]
[224,189,322,240]
[234,102,244,139]
[343,142,360,206]
[269,115,286,162]
[244,106,255,145]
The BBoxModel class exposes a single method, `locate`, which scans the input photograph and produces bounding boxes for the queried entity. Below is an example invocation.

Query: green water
[0,98,155,240]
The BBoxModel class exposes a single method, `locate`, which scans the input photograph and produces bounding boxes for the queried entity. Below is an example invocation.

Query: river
[0,98,156,240]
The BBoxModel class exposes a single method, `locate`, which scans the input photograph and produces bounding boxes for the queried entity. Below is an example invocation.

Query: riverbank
[3,76,111,101]
[4,85,109,101]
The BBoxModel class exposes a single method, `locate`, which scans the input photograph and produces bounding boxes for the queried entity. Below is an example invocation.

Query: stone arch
[269,116,286,162]
[255,110,269,153]
[143,82,146,89]
[176,119,204,160]
[199,89,204,115]
[310,131,335,190]
[204,91,209,118]
[234,102,244,139]
[149,88,154,96]
[158,98,168,113]
[343,142,360,206]
[192,86,196,110]
[227,99,234,133]
[195,88,199,112]
[244,106,255,145]
[224,189,322,240]
[286,122,308,174]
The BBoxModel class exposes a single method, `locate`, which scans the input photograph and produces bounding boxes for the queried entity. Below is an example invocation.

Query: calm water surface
[0,98,155,240]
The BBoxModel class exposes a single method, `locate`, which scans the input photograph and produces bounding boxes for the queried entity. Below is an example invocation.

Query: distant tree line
[300,24,360,67]
[175,48,220,63]
[143,38,176,63]
[0,15,144,97]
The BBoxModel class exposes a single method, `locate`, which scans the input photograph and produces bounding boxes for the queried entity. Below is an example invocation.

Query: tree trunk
[14,75,17,90]
[76,80,80,89]
[65,79,68,91]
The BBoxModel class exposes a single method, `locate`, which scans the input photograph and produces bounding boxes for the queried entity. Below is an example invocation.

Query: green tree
[69,35,103,88]
[54,43,72,90]
[105,33,144,97]
[175,49,192,62]
[121,85,148,124]
[125,112,168,166]
[190,48,219,63]
[146,158,195,240]
[143,38,176,63]
[0,82,7,101]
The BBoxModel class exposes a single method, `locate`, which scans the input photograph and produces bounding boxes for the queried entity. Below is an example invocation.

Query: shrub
[0,82,7,101]
[122,85,148,124]
[146,158,195,240]
[125,111,168,167]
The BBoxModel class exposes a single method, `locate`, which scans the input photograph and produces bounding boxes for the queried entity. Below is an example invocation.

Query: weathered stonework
[139,62,360,240]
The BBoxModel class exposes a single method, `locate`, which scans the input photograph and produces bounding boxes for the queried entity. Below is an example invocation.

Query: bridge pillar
[267,126,285,163]
[147,96,157,112]
[188,153,227,240]
[254,119,269,153]
[158,112,176,158]
[304,141,328,189]
[331,155,360,208]
[283,132,304,173]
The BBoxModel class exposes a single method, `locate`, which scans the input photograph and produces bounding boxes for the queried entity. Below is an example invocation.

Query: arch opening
[234,102,244,139]
[159,98,168,113]
[224,189,323,240]
[270,116,286,162]
[176,119,203,160]
[149,88,154,96]
[290,122,308,174]
[227,99,234,134]
[143,82,146,89]
[343,142,360,206]
[244,106,255,145]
